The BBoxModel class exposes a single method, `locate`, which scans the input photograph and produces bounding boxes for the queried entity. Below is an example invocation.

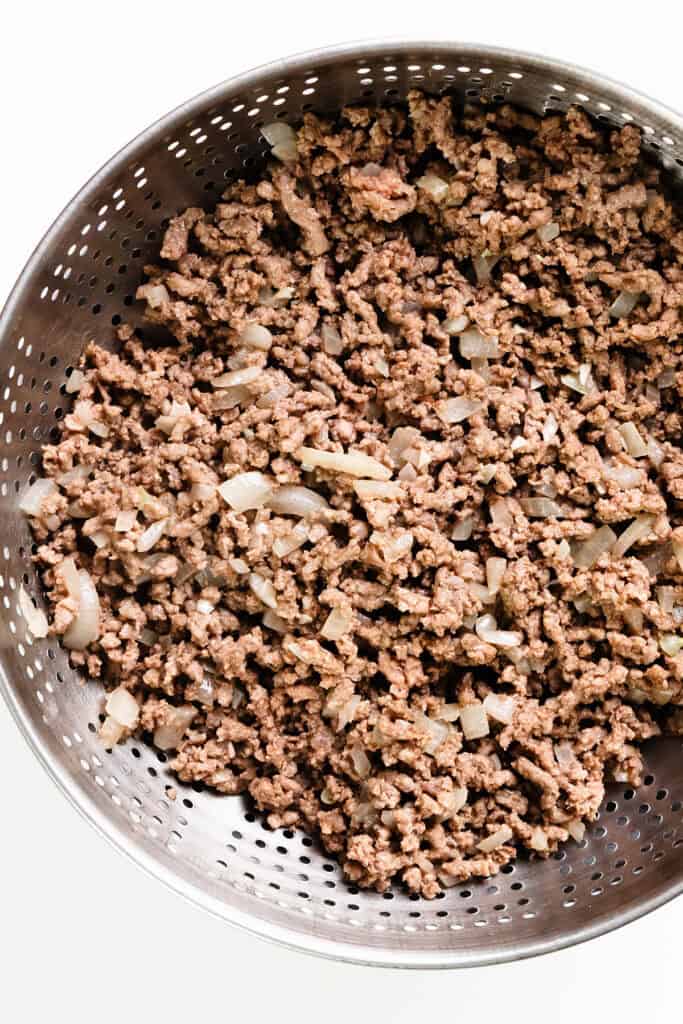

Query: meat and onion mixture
[21,94,683,896]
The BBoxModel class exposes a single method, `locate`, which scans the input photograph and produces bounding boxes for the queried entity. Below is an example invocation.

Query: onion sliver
[106,687,139,729]
[477,824,513,852]
[218,471,274,512]
[613,514,656,559]
[437,397,484,424]
[572,525,617,568]
[19,477,57,516]
[460,703,489,740]
[249,572,278,609]
[459,328,499,359]
[295,446,391,481]
[136,517,168,553]
[153,706,196,751]
[618,422,648,458]
[483,693,515,724]
[18,586,49,638]
[267,485,328,517]
[416,172,449,202]
[63,568,100,650]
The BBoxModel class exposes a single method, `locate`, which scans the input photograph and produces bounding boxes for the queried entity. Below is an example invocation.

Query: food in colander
[19,92,683,896]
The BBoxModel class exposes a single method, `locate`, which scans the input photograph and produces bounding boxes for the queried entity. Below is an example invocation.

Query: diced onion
[613,514,656,559]
[213,385,253,410]
[529,827,549,852]
[483,692,515,724]
[321,324,344,355]
[212,366,262,389]
[566,820,586,842]
[520,497,563,518]
[354,480,403,501]
[18,586,49,638]
[136,517,168,553]
[609,290,640,318]
[139,627,157,646]
[19,477,57,516]
[272,140,298,163]
[413,711,449,755]
[660,633,683,656]
[218,472,274,512]
[273,521,309,557]
[115,509,137,532]
[460,703,489,740]
[657,586,675,613]
[65,369,85,394]
[572,525,617,568]
[537,221,560,242]
[249,572,278,609]
[259,286,294,309]
[89,530,108,549]
[153,706,196,751]
[543,413,559,443]
[439,704,461,722]
[321,607,353,640]
[452,516,474,541]
[486,557,507,595]
[144,284,170,309]
[262,609,287,633]
[295,446,391,481]
[261,122,296,147]
[623,606,644,633]
[618,422,648,458]
[476,613,522,648]
[267,485,329,517]
[443,315,469,335]
[437,396,484,424]
[240,324,273,350]
[88,421,110,439]
[99,716,125,747]
[477,824,513,852]
[388,427,421,465]
[106,687,139,729]
[196,599,215,615]
[350,745,371,778]
[469,581,492,603]
[602,459,643,488]
[473,251,501,285]
[489,498,513,530]
[416,172,449,202]
[63,568,100,650]
[562,363,595,395]
[459,329,499,360]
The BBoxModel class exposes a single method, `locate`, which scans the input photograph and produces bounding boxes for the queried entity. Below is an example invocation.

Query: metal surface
[2,41,683,969]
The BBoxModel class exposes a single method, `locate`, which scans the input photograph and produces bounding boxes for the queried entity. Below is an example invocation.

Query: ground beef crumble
[26,94,683,896]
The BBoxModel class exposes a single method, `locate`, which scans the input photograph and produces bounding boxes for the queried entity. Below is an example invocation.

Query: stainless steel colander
[2,40,683,969]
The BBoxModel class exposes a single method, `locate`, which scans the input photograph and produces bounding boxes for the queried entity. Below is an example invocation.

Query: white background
[1,2,681,1021]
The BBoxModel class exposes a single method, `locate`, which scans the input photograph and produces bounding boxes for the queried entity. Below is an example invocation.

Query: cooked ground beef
[25,94,683,897]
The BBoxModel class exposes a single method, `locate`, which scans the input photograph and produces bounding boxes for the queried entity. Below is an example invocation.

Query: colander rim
[2,37,683,969]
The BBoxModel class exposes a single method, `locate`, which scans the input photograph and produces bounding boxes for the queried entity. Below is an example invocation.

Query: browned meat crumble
[25,94,683,897]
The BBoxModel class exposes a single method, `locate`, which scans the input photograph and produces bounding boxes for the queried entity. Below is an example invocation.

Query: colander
[2,39,683,969]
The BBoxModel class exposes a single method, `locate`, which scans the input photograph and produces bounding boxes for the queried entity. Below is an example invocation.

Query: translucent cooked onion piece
[262,122,297,161]
[473,251,501,285]
[218,471,274,512]
[561,363,595,395]
[272,521,309,557]
[443,315,469,335]
[542,413,559,443]
[19,477,57,516]
[566,820,586,842]
[350,744,371,779]
[477,824,513,852]
[529,827,549,852]
[483,692,515,725]
[660,634,683,657]
[321,323,344,355]
[609,290,640,318]
[618,422,648,458]
[321,606,353,640]
[460,703,489,740]
[99,716,125,747]
[451,516,474,541]
[248,572,278,609]
[602,459,643,488]
[572,525,617,568]
[212,365,262,388]
[267,485,328,517]
[437,396,484,424]
[387,427,421,465]
[153,706,196,751]
[115,509,137,532]
[459,328,499,360]
[136,517,168,553]
[18,586,49,638]
[657,586,675,613]
[613,514,656,559]
[413,711,449,755]
[65,369,85,394]
[416,172,449,202]
[295,446,391,481]
[475,613,522,648]
[262,609,288,633]
[240,323,273,350]
[105,687,139,729]
[537,221,560,242]
[63,568,100,650]
[354,480,403,501]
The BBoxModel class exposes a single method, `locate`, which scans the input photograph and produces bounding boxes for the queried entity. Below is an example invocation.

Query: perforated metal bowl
[2,40,683,969]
